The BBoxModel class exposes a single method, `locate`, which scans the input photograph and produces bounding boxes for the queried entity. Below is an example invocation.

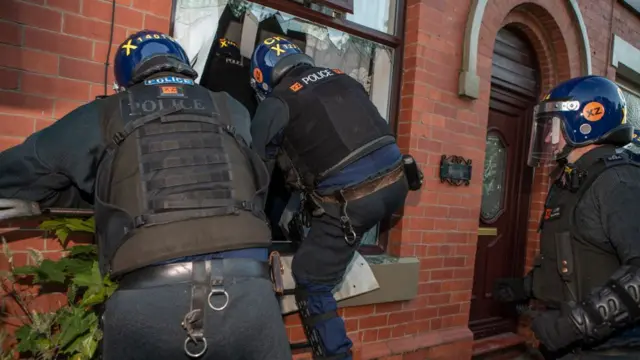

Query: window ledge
[337,255,420,307]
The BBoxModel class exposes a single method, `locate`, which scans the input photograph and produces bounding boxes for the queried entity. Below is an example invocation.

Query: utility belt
[116,253,285,358]
[300,161,407,245]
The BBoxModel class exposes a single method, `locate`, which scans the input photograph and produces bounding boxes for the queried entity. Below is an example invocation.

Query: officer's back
[100,70,270,275]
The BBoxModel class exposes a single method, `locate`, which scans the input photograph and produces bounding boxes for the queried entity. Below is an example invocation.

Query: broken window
[172,0,397,251]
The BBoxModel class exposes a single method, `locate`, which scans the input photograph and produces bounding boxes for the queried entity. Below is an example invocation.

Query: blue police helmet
[114,30,192,89]
[213,38,241,59]
[527,75,633,167]
[250,36,314,100]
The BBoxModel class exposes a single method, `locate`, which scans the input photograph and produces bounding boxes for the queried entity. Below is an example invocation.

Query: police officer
[200,38,258,117]
[249,36,422,359]
[493,75,640,359]
[0,30,291,360]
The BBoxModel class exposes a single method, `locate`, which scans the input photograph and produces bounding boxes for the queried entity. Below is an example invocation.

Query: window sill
[337,254,420,307]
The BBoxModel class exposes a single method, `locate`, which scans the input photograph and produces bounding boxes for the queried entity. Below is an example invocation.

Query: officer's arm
[250,97,289,170]
[564,169,640,343]
[0,101,104,208]
[222,92,253,147]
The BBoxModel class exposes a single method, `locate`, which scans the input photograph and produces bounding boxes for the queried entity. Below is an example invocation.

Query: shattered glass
[173,0,394,117]
[173,0,395,247]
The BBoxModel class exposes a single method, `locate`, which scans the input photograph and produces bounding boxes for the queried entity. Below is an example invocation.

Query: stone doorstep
[472,332,528,358]
[292,327,474,359]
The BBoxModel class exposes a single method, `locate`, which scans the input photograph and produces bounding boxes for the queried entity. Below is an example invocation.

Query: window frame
[313,0,355,14]
[617,76,640,98]
[169,0,407,254]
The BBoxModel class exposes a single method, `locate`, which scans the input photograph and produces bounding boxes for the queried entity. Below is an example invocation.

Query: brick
[90,82,116,99]
[46,0,81,12]
[24,27,94,60]
[53,99,86,118]
[62,13,127,42]
[344,305,375,318]
[0,114,35,137]
[35,118,56,130]
[21,73,91,101]
[132,0,172,18]
[0,21,23,46]
[82,0,144,29]
[93,41,118,63]
[4,0,62,32]
[0,68,20,90]
[0,91,55,118]
[59,57,105,83]
[0,44,59,75]
[358,314,388,329]
[143,13,170,33]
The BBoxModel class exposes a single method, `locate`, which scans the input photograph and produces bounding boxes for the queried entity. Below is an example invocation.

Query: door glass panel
[480,133,507,222]
[173,0,395,119]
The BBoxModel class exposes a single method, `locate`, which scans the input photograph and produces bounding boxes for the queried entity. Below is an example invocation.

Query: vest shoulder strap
[575,152,640,201]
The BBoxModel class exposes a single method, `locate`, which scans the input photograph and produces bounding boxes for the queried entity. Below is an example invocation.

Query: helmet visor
[527,113,564,167]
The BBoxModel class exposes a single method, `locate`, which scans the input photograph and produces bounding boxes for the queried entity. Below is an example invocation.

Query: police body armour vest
[271,66,395,189]
[95,74,271,276]
[532,148,640,306]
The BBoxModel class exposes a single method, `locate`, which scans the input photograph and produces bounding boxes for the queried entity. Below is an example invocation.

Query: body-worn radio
[402,154,423,191]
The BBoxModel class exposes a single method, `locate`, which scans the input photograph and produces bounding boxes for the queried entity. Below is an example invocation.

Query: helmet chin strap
[548,145,572,181]
[554,144,574,164]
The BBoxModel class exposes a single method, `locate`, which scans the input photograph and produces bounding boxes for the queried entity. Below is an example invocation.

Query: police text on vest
[301,69,335,85]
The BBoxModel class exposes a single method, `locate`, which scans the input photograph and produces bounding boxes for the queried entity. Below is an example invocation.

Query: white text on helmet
[144,76,195,86]
[301,69,335,85]
[136,33,174,44]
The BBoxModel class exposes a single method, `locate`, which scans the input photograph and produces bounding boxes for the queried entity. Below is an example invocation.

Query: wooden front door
[469,27,540,339]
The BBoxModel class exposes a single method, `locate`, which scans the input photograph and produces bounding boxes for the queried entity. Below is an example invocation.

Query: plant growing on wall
[0,217,116,360]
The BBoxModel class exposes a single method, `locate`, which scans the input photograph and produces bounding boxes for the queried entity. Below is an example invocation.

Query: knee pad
[294,282,352,360]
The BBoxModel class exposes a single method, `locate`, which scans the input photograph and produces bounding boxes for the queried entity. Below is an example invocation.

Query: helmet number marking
[253,68,263,83]
[582,102,605,122]
[263,36,286,45]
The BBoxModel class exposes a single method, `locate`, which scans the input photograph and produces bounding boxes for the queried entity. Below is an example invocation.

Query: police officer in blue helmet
[200,38,258,117]
[249,36,423,360]
[493,75,640,359]
[0,30,291,359]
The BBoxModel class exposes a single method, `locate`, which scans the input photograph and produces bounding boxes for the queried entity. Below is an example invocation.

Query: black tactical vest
[271,66,395,190]
[532,148,640,306]
[200,57,257,117]
[94,73,271,276]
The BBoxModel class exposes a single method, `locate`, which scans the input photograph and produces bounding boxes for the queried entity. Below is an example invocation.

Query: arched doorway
[470,26,540,339]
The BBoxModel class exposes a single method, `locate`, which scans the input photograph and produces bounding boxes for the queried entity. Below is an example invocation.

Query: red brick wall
[2,0,640,359]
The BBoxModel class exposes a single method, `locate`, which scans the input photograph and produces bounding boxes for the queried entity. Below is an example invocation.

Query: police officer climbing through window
[493,75,640,359]
[200,38,258,118]
[0,30,291,360]
[249,36,423,360]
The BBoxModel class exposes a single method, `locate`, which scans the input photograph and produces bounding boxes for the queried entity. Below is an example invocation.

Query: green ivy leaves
[39,217,95,246]
[5,216,115,360]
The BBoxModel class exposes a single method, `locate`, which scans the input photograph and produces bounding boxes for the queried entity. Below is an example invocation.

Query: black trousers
[102,260,291,360]
[292,174,409,284]
[289,173,408,358]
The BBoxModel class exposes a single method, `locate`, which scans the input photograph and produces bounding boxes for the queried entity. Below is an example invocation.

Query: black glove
[493,274,532,303]
[531,309,582,352]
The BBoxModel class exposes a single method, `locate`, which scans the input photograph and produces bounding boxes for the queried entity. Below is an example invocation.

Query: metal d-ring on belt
[182,261,233,358]
[115,258,269,358]
[178,259,268,358]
